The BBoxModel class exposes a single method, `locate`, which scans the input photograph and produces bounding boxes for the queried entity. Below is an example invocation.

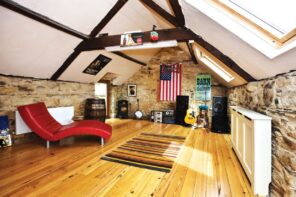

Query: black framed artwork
[83,54,112,75]
[128,84,137,97]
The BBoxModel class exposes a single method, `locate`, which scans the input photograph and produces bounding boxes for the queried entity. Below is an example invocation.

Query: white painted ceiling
[0,0,295,86]
[0,7,80,78]
[101,0,173,35]
[59,50,141,85]
[13,0,117,35]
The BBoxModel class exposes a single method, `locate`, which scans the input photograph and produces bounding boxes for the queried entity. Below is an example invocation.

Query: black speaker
[211,96,229,133]
[175,95,189,125]
[117,100,128,118]
[212,96,227,116]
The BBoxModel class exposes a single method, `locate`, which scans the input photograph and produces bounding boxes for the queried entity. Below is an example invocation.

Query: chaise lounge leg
[100,138,104,146]
[46,140,50,149]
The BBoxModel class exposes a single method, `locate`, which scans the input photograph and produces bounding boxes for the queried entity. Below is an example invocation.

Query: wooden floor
[0,119,257,197]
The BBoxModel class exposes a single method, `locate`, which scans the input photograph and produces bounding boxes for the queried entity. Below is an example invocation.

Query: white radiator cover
[230,106,272,196]
[15,106,74,135]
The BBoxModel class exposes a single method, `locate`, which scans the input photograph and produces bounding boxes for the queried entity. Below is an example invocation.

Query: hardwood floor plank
[214,134,232,197]
[217,133,249,197]
[205,132,219,197]
[179,130,204,197]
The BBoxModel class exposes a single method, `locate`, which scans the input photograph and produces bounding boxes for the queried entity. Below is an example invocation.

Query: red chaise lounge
[17,102,112,148]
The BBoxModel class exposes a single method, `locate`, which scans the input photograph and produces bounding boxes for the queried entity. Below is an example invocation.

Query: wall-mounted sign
[196,74,211,101]
[120,32,144,47]
[83,54,112,75]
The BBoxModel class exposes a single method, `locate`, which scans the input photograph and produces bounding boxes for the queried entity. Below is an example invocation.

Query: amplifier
[150,110,175,124]
[162,110,175,124]
[154,111,162,123]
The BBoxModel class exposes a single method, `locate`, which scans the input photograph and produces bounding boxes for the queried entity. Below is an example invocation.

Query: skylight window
[195,48,234,82]
[223,0,296,35]
[185,0,296,58]
[214,0,296,45]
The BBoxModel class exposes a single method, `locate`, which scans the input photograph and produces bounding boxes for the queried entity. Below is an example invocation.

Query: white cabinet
[230,106,272,196]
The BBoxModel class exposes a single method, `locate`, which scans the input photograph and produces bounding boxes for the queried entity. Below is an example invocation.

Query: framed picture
[128,84,137,97]
[196,74,211,101]
[83,54,112,75]
[120,32,143,47]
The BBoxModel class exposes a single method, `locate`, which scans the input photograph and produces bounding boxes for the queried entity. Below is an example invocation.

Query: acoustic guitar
[184,109,197,125]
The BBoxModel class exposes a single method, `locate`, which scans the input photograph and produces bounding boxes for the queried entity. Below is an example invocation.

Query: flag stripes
[159,63,182,101]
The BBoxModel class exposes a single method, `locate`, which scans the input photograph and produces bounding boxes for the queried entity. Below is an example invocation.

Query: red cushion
[18,103,62,140]
[17,102,112,142]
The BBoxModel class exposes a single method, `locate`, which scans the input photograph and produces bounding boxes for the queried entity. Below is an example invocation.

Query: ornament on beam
[150,25,159,42]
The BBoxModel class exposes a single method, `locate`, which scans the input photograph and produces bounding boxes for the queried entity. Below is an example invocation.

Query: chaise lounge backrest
[18,102,62,139]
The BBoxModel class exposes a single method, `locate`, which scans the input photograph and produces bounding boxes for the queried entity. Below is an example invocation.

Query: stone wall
[110,47,227,121]
[0,75,94,133]
[227,71,296,196]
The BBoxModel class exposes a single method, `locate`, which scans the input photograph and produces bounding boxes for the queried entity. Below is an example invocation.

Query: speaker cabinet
[212,96,229,133]
[117,100,128,118]
[175,95,189,125]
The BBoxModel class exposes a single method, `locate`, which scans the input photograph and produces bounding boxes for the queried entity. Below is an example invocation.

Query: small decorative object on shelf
[120,32,144,47]
[150,25,159,42]
[0,115,12,148]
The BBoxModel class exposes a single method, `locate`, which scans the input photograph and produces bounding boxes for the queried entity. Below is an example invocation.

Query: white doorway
[95,82,109,117]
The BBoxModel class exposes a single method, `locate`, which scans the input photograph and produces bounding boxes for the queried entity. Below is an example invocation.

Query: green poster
[196,74,211,101]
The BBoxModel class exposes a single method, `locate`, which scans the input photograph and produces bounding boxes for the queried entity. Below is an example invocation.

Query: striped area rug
[101,133,186,172]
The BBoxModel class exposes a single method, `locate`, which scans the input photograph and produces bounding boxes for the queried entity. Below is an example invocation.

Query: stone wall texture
[0,75,94,133]
[228,71,296,197]
[110,47,227,122]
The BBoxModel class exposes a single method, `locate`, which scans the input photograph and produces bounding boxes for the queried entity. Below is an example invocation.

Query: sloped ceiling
[59,50,141,85]
[0,6,80,78]
[121,48,161,64]
[0,0,175,85]
[13,0,117,35]
[100,0,173,35]
[0,0,295,87]
[180,0,296,80]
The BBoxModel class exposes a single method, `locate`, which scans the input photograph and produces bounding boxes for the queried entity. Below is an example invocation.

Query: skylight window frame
[194,46,235,83]
[210,0,296,47]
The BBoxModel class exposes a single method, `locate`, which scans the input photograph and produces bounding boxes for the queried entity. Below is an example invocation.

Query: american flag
[159,63,182,101]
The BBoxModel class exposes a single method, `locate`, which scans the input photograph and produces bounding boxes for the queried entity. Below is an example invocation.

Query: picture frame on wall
[196,74,211,101]
[120,32,143,47]
[128,84,137,97]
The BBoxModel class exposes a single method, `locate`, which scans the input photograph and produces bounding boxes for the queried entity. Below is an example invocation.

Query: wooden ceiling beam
[51,50,81,80]
[90,0,146,68]
[0,0,88,40]
[191,33,255,82]
[168,0,185,27]
[76,28,195,51]
[112,52,146,66]
[140,0,178,27]
[186,41,198,64]
[89,0,128,37]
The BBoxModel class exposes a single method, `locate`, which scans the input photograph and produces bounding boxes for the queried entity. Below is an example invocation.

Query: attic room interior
[0,0,295,196]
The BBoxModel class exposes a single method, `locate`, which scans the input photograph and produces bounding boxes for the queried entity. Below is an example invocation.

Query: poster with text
[196,74,211,101]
